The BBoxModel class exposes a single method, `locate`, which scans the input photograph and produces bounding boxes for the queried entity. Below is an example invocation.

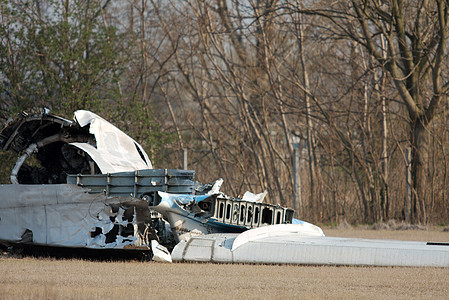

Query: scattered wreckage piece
[145,191,295,242]
[171,224,449,267]
[151,240,172,262]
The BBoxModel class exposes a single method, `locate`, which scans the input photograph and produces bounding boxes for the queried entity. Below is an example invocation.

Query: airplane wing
[171,224,449,267]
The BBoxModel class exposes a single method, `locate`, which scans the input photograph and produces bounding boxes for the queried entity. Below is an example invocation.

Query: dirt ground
[0,227,448,299]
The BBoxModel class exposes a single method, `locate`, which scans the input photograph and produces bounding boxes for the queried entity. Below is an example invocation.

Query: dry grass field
[1,227,448,299]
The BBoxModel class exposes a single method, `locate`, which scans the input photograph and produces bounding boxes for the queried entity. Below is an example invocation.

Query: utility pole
[183,148,188,170]
[292,143,301,217]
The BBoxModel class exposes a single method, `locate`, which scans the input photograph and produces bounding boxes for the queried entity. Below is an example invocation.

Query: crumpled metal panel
[0,184,153,249]
[71,110,152,173]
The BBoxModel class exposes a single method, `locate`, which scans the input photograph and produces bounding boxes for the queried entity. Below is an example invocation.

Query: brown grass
[0,228,448,299]
[324,225,449,242]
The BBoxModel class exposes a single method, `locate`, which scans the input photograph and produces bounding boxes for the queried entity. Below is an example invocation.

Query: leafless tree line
[2,0,448,224]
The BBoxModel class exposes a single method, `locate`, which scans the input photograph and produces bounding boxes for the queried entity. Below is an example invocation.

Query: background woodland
[1,0,449,225]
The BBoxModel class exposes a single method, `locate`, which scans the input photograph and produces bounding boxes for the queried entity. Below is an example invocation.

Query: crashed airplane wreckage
[1,110,448,266]
[0,110,308,261]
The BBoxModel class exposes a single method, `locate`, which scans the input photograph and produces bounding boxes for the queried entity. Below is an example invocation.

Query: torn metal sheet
[71,110,152,172]
[0,184,155,249]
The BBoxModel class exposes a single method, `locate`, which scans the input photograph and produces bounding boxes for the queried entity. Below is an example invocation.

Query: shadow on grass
[0,242,152,261]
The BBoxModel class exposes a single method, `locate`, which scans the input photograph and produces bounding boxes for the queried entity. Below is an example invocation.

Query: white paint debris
[241,190,268,203]
[206,178,223,195]
[151,240,172,262]
[114,207,129,227]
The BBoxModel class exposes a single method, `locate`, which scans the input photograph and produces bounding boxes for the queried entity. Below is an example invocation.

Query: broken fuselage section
[0,110,158,255]
[0,184,155,249]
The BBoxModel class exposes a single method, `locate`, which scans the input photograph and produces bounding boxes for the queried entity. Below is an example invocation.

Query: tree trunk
[411,120,429,224]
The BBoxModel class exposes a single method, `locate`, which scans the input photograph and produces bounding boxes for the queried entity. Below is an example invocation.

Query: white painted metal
[231,223,324,251]
[72,110,152,173]
[172,226,449,267]
[151,240,172,262]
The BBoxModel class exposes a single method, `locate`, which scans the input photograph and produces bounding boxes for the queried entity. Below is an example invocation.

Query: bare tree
[285,0,449,223]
